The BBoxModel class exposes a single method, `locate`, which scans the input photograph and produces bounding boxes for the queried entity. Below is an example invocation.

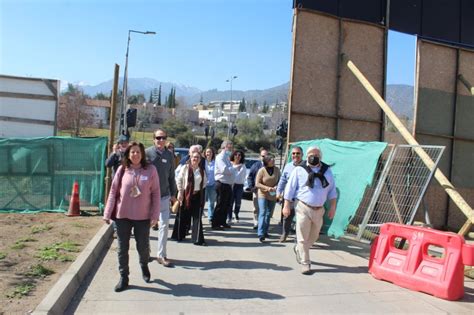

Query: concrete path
[66,199,474,314]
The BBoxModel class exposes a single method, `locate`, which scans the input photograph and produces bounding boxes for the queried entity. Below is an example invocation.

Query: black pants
[212,181,232,228]
[172,193,205,244]
[115,218,150,277]
[281,207,295,236]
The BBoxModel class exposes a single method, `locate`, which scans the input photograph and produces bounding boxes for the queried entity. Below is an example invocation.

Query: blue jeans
[257,198,276,237]
[229,184,244,220]
[205,185,217,220]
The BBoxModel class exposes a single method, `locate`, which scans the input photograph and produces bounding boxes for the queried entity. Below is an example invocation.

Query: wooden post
[105,64,120,204]
[344,56,474,234]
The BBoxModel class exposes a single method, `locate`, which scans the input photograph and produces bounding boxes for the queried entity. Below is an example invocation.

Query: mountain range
[80,78,414,119]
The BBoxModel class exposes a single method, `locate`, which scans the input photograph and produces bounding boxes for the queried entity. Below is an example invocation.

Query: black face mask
[308,155,320,166]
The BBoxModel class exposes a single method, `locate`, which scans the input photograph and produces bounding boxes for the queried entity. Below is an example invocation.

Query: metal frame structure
[346,144,445,243]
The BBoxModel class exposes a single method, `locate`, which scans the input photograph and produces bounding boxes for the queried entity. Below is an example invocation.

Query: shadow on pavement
[129,279,285,300]
[309,261,368,274]
[170,259,292,271]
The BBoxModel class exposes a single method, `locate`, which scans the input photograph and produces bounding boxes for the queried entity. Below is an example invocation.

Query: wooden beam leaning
[458,74,474,95]
[105,64,120,203]
[343,56,474,234]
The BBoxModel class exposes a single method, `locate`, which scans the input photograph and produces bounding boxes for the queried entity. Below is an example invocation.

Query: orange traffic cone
[67,181,81,216]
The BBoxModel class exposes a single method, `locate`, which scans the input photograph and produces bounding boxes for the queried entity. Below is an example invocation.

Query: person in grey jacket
[146,128,177,268]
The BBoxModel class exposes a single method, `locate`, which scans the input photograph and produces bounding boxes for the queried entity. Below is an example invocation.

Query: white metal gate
[345,144,445,243]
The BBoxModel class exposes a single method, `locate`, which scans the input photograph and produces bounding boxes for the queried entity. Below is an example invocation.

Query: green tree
[234,117,272,152]
[94,92,109,100]
[239,97,246,112]
[162,118,189,137]
[262,100,269,113]
[157,84,162,106]
[250,99,258,113]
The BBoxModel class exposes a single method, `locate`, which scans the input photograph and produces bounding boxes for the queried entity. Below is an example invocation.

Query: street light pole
[119,29,156,137]
[225,75,237,139]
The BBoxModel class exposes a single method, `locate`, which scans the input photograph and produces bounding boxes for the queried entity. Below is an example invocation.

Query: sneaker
[228,218,233,224]
[157,257,173,268]
[259,236,265,243]
[301,264,311,275]
[293,245,302,264]
[252,225,258,230]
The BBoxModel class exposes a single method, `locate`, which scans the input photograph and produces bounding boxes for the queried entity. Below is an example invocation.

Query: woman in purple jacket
[103,141,161,292]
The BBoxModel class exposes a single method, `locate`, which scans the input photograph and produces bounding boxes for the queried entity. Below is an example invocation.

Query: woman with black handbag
[103,141,161,292]
[171,151,207,245]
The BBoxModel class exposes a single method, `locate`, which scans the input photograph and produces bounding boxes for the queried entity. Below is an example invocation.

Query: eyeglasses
[155,136,167,141]
[292,152,301,155]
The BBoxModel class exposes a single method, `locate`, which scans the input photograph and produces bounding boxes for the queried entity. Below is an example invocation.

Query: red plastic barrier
[369,223,474,301]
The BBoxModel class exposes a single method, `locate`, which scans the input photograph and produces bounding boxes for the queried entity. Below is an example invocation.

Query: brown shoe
[157,257,172,267]
[278,234,287,243]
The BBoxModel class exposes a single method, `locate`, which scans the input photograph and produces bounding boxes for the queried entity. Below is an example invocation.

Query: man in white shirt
[212,140,235,230]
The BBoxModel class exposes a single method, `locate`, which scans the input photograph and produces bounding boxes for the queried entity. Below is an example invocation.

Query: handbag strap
[115,166,125,204]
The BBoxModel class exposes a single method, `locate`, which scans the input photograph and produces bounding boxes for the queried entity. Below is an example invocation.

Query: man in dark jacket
[105,135,129,177]
[146,128,177,268]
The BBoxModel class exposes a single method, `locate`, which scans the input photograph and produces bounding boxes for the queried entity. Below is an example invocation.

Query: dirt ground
[0,212,103,315]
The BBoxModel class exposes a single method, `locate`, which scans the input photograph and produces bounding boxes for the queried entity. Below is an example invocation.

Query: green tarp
[288,138,387,238]
[0,137,107,213]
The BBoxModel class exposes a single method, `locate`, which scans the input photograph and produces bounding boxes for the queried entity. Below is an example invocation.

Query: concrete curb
[33,223,113,315]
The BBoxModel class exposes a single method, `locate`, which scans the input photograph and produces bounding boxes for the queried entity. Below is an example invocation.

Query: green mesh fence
[0,137,107,213]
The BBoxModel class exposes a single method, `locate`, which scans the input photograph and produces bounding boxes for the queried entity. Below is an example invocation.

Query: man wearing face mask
[283,146,337,275]
[212,140,235,230]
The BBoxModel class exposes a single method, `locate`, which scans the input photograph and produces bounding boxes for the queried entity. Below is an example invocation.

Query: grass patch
[0,252,6,260]
[11,237,38,250]
[31,224,52,234]
[6,282,36,299]
[11,243,26,250]
[37,241,80,262]
[25,264,55,278]
[18,237,37,243]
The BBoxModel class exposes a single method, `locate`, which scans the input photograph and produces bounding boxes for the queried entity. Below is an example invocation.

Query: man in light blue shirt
[276,145,304,243]
[212,140,235,230]
[283,146,337,275]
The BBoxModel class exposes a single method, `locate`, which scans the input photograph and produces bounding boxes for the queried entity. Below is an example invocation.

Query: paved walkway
[66,199,474,314]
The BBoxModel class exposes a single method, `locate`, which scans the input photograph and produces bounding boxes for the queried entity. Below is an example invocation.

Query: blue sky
[0,0,414,91]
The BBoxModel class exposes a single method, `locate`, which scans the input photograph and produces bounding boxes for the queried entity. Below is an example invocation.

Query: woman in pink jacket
[103,141,161,292]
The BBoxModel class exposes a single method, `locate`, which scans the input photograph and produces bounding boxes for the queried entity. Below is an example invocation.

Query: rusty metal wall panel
[339,21,384,125]
[289,10,384,143]
[289,11,339,123]
[415,40,474,231]
[289,114,335,142]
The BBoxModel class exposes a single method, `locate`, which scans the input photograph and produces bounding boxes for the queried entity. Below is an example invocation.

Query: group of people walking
[103,127,338,291]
